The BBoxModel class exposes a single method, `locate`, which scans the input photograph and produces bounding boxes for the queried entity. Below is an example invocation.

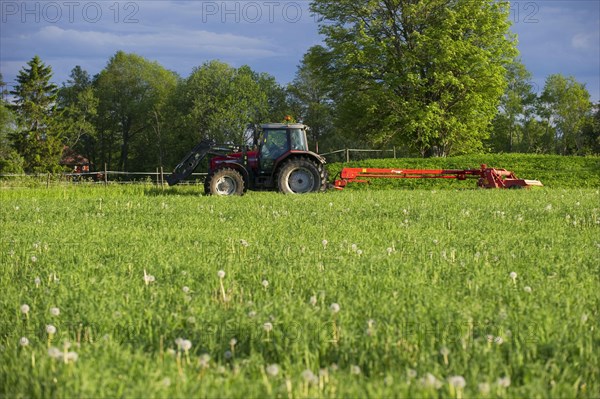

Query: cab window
[259,129,289,170]
[289,128,307,151]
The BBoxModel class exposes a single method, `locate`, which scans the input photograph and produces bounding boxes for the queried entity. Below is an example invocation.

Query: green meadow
[1,156,599,398]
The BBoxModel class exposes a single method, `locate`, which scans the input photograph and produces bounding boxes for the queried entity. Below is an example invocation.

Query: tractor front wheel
[277,158,325,194]
[205,168,245,196]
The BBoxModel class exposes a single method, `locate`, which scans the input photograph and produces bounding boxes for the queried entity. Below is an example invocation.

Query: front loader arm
[166,140,215,186]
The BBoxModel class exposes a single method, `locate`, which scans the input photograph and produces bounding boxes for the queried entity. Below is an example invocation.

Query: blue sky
[1,1,599,101]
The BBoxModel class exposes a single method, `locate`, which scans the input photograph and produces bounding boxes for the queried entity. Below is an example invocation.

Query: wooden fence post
[104,163,108,186]
[345,148,350,163]
[393,146,397,159]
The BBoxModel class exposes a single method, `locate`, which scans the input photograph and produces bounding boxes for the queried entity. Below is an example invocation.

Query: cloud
[32,26,278,58]
[571,33,596,50]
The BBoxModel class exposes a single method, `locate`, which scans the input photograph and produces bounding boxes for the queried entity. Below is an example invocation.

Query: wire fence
[319,148,399,163]
[0,148,399,187]
[0,170,208,188]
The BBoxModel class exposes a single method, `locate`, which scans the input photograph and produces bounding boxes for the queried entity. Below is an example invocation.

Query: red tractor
[166,123,328,195]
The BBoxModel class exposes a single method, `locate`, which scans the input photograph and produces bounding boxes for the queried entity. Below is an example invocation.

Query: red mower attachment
[333,164,543,189]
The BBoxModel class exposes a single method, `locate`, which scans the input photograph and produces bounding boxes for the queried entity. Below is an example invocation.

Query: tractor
[166,122,328,195]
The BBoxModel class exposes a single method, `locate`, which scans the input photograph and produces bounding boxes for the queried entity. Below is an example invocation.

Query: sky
[1,1,599,102]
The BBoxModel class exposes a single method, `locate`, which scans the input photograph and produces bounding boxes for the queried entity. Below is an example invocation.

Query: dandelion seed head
[478,382,491,394]
[351,243,358,252]
[440,346,450,356]
[143,270,155,284]
[301,369,318,385]
[19,337,29,346]
[261,279,269,288]
[330,303,340,314]
[198,354,210,369]
[494,336,504,345]
[356,249,363,256]
[263,322,273,332]
[524,286,532,293]
[47,347,61,359]
[509,271,517,280]
[31,256,37,263]
[407,369,418,379]
[217,270,226,279]
[65,351,78,363]
[420,373,443,389]
[20,304,30,314]
[229,338,237,347]
[266,363,279,377]
[387,247,393,255]
[34,277,41,286]
[175,338,192,351]
[309,296,317,306]
[50,307,60,316]
[581,313,588,323]
[350,365,361,375]
[496,376,511,388]
[322,239,328,247]
[46,325,57,335]
[224,350,233,359]
[182,286,190,293]
[448,376,466,389]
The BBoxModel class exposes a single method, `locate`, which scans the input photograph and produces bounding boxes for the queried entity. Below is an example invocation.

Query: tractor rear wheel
[277,158,326,194]
[205,168,245,196]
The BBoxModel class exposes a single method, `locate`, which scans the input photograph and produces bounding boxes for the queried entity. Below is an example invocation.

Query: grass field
[1,181,598,398]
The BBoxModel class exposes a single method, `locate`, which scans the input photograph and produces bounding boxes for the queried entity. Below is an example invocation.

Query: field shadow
[144,187,205,197]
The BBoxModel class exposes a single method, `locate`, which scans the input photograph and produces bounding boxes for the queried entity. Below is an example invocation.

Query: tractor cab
[258,123,310,173]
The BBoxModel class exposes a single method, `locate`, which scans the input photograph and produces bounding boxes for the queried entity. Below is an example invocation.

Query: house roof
[60,146,90,166]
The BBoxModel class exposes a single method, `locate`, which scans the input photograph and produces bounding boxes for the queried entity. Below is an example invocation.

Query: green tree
[579,103,600,155]
[310,0,517,156]
[489,58,538,152]
[94,51,178,171]
[0,73,25,173]
[9,56,62,172]
[251,72,291,145]
[171,61,283,157]
[57,66,98,164]
[539,74,592,155]
[288,47,334,152]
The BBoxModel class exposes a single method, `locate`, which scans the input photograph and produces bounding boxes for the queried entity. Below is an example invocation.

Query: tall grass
[1,184,598,398]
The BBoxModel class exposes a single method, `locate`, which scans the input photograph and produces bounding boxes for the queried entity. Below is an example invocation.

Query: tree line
[1,0,598,174]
